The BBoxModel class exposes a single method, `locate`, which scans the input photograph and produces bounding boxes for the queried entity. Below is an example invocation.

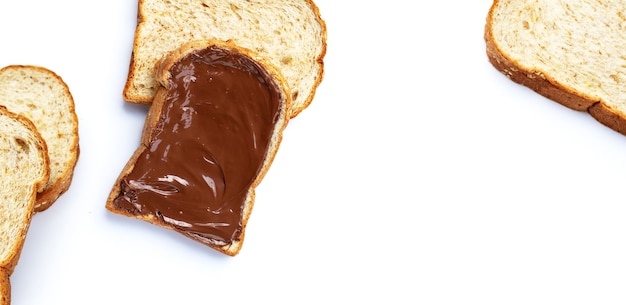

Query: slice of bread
[123,0,326,118]
[0,65,80,212]
[0,106,50,305]
[107,40,291,256]
[485,0,626,135]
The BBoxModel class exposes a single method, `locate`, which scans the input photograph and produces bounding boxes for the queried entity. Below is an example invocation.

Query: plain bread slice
[485,0,626,135]
[123,0,326,118]
[0,65,79,211]
[0,106,49,305]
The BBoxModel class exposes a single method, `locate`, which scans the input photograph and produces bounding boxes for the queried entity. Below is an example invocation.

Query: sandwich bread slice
[123,0,326,118]
[0,106,50,305]
[107,40,291,256]
[485,0,626,135]
[0,65,80,211]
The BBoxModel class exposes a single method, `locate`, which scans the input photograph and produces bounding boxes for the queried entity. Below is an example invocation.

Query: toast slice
[0,65,80,212]
[485,0,626,135]
[0,106,50,305]
[123,0,326,118]
[107,40,291,256]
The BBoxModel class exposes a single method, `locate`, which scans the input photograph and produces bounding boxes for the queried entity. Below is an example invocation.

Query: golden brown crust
[0,268,9,305]
[484,1,626,135]
[588,102,626,135]
[34,145,79,212]
[1,231,26,277]
[108,39,292,256]
[121,0,149,104]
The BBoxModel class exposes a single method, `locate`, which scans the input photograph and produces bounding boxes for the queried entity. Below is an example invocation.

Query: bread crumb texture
[0,66,79,210]
[0,110,47,265]
[127,0,326,117]
[490,0,626,114]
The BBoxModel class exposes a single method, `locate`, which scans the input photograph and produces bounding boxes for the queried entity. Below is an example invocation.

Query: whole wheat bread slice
[0,65,80,211]
[0,106,50,305]
[123,0,326,118]
[108,40,291,256]
[485,0,626,135]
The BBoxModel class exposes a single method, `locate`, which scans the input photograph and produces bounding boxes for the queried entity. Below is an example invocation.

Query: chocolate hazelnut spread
[113,46,282,247]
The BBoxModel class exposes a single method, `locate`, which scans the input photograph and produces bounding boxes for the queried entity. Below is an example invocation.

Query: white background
[2,0,626,304]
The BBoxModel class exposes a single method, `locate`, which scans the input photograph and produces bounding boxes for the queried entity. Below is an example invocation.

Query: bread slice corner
[485,0,626,135]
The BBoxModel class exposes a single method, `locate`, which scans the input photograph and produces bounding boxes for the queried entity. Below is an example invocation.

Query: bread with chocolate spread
[107,40,291,256]
[123,0,326,118]
[486,0,626,135]
[0,106,50,305]
[0,65,79,211]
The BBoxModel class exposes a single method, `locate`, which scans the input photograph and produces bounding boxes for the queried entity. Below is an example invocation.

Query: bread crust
[109,40,291,256]
[29,67,79,212]
[27,66,79,212]
[123,0,326,118]
[0,268,9,305]
[484,0,626,135]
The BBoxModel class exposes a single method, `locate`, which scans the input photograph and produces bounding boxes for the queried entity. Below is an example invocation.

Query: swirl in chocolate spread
[113,46,282,246]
